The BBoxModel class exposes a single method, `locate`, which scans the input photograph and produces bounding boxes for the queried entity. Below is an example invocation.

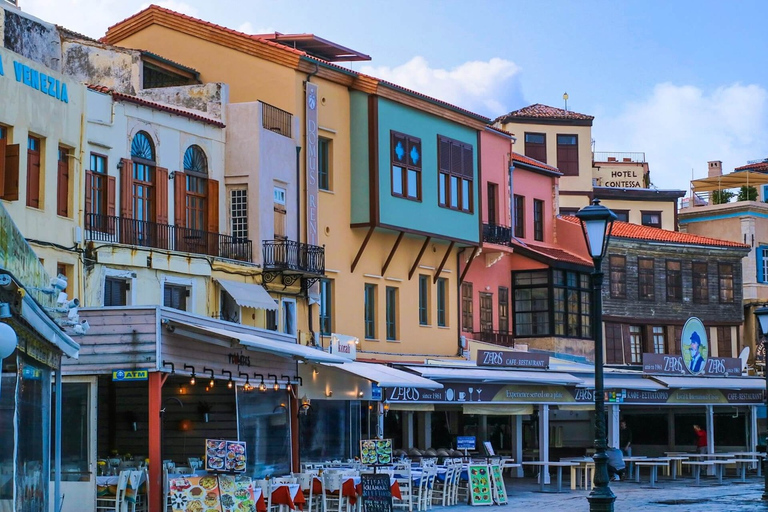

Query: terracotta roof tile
[509,239,592,266]
[735,161,768,172]
[494,103,594,123]
[511,152,560,173]
[86,84,225,128]
[559,216,750,249]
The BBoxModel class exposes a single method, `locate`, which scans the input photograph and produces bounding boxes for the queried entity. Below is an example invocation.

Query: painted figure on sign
[688,332,706,373]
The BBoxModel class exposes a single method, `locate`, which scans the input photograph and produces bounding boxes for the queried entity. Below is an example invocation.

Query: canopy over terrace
[690,170,768,192]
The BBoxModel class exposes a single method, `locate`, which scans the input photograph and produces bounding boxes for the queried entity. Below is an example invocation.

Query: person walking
[619,420,632,457]
[693,424,707,454]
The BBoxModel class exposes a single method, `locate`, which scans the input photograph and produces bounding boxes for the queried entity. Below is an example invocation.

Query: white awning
[462,404,533,416]
[323,361,443,389]
[406,366,582,386]
[389,403,435,412]
[576,374,666,391]
[215,278,278,311]
[649,375,765,390]
[180,323,347,364]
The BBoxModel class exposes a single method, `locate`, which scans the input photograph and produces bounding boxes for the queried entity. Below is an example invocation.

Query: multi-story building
[493,104,684,230]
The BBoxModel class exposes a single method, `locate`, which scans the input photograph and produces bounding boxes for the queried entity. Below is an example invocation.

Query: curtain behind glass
[237,390,290,478]
[299,400,360,462]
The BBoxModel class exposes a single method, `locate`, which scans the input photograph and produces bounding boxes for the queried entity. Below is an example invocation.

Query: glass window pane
[439,173,447,205]
[407,169,419,199]
[461,179,470,210]
[392,166,403,195]
[450,176,459,208]
[299,400,360,462]
[238,389,290,478]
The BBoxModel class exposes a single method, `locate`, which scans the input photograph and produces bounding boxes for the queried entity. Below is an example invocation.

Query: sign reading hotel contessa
[477,349,549,369]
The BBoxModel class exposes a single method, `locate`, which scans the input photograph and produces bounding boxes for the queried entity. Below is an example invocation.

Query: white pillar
[607,404,620,449]
[511,415,523,477]
[403,412,414,449]
[423,411,433,449]
[539,404,550,484]
[706,405,715,475]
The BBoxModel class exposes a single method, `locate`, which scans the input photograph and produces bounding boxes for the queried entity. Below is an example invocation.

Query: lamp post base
[587,494,616,512]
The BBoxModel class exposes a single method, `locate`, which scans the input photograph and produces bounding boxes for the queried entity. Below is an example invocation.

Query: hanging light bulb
[227,380,233,389]
[190,374,196,386]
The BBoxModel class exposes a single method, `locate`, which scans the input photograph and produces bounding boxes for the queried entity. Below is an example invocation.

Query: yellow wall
[600,198,678,231]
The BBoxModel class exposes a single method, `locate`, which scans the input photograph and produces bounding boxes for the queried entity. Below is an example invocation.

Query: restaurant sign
[112,369,148,381]
[477,349,549,369]
[642,353,741,377]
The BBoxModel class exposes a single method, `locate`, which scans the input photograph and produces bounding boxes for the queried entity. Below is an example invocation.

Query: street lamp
[753,306,768,500]
[576,198,617,512]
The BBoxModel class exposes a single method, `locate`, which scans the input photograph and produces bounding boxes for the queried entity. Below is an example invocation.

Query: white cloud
[360,56,521,118]
[594,83,768,193]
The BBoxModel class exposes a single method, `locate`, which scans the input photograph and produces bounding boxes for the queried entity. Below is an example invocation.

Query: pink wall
[480,130,512,227]
[512,164,558,244]
[556,216,589,258]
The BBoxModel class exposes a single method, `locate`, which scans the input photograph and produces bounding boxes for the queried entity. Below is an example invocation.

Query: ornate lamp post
[576,199,617,512]
[753,306,768,500]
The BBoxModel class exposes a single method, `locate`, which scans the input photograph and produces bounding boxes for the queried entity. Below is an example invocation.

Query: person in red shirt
[693,424,707,454]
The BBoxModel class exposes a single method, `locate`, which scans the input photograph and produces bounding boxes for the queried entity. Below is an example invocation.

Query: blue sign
[457,436,476,450]
[112,369,148,381]
[12,61,69,103]
[371,384,382,401]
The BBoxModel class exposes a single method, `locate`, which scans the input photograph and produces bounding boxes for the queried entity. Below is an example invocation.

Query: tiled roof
[494,103,594,123]
[511,152,560,173]
[105,5,490,124]
[509,239,592,266]
[86,84,225,128]
[735,161,768,172]
[559,216,750,249]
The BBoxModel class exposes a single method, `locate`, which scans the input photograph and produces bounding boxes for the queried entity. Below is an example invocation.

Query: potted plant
[197,401,212,423]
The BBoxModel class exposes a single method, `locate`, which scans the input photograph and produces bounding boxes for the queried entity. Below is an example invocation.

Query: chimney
[708,160,722,177]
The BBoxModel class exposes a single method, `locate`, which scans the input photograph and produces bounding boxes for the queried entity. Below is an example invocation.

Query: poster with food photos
[468,465,492,506]
[205,439,247,473]
[168,475,222,512]
[360,439,392,465]
[218,474,257,512]
[489,465,507,505]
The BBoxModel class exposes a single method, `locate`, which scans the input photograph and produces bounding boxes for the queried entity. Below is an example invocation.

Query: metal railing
[85,213,252,262]
[261,101,293,138]
[472,330,515,347]
[262,239,325,275]
[593,152,646,163]
[483,223,511,245]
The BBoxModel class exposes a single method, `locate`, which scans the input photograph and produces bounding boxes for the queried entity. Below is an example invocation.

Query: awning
[215,278,278,310]
[649,375,765,390]
[576,374,666,391]
[178,323,347,364]
[389,403,435,412]
[691,171,768,192]
[406,366,582,386]
[323,361,442,389]
[462,404,533,416]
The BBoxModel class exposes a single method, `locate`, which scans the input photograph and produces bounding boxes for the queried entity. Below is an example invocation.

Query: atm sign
[112,370,148,381]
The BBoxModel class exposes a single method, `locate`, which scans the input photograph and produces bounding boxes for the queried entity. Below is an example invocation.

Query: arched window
[183,145,208,231]
[130,131,156,224]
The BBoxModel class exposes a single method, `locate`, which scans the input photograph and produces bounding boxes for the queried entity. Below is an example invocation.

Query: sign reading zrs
[112,370,148,381]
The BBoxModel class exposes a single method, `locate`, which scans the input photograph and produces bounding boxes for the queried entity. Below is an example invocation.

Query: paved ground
[451,474,768,511]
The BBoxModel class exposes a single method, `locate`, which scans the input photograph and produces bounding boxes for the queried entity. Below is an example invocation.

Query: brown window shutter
[0,143,6,198]
[438,137,451,173]
[119,159,133,219]
[207,178,219,234]
[155,167,169,225]
[26,150,40,208]
[106,175,116,217]
[174,171,186,228]
[4,144,19,201]
[57,157,69,216]
[462,145,473,178]
[450,143,462,175]
[84,170,93,215]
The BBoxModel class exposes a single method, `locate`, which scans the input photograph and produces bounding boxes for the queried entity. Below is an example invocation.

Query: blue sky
[21,0,768,193]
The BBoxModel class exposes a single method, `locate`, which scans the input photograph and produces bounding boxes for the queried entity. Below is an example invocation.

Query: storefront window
[0,352,17,504]
[238,390,290,478]
[52,383,90,478]
[299,400,360,462]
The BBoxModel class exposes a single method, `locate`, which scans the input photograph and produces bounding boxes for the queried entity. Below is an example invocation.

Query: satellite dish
[739,347,750,373]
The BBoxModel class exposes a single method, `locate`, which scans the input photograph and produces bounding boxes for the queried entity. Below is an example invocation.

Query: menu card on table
[205,439,247,473]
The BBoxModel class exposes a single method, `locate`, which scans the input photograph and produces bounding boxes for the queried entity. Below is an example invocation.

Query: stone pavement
[448,474,768,511]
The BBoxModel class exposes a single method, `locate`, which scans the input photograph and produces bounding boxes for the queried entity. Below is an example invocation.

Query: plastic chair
[96,469,130,512]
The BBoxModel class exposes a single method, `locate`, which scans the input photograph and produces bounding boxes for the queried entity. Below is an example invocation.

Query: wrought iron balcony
[262,239,325,276]
[482,223,511,245]
[471,330,515,347]
[85,213,253,262]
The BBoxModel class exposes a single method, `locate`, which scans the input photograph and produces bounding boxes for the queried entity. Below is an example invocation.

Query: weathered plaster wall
[2,7,61,71]
[61,40,141,94]
[138,83,228,121]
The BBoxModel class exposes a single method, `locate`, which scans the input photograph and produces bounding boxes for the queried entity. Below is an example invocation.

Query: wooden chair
[430,465,452,507]
[392,463,413,512]
[321,472,351,512]
[96,470,130,512]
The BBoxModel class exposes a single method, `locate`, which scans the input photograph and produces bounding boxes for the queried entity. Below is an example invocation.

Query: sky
[19,0,768,193]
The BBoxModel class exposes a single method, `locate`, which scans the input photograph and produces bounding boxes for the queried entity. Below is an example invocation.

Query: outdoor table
[663,456,689,479]
[682,460,715,486]
[271,483,305,510]
[253,488,267,512]
[633,461,668,488]
[731,458,760,483]
[561,458,593,490]
[710,460,736,484]
[732,452,766,476]
[621,456,648,480]
[522,461,576,493]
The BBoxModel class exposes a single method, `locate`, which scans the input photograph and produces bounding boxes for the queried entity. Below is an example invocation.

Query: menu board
[489,465,507,505]
[360,439,392,465]
[205,439,247,473]
[218,474,257,512]
[468,465,493,506]
[457,436,476,450]
[168,475,222,512]
[360,474,393,512]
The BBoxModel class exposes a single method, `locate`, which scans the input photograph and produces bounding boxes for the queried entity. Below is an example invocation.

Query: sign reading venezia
[11,60,69,103]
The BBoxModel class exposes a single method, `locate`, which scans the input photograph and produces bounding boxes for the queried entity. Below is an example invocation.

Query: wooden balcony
[471,330,515,347]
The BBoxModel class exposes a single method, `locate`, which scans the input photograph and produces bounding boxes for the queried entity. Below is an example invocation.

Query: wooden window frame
[652,326,666,354]
[364,283,377,339]
[692,261,709,304]
[390,131,422,201]
[716,326,732,357]
[479,292,493,333]
[718,262,735,303]
[556,134,578,176]
[609,255,627,299]
[418,275,429,326]
[641,210,662,229]
[498,286,509,333]
[385,286,398,341]
[26,135,42,208]
[57,146,70,217]
[638,257,655,301]
[665,260,682,302]
[612,210,630,222]
[629,325,643,363]
[461,282,473,332]
[437,278,448,327]
[513,195,525,238]
[533,199,544,241]
[319,278,332,336]
[437,135,473,213]
[0,126,19,201]
[104,276,129,307]
[319,137,332,191]
[230,188,248,240]
[524,132,547,163]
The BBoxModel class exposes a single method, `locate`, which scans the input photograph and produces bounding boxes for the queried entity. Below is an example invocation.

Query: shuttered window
[461,282,473,332]
[638,258,655,300]
[719,263,734,303]
[104,277,128,306]
[319,278,332,335]
[665,260,682,302]
[319,138,331,191]
[513,195,524,238]
[524,133,546,163]
[437,135,473,212]
[85,153,116,233]
[692,261,709,304]
[57,146,70,217]
[479,292,493,333]
[437,278,448,327]
[163,283,189,311]
[364,284,376,339]
[498,287,509,333]
[26,135,41,208]
[717,326,732,357]
[533,199,544,241]
[605,323,625,364]
[609,255,626,299]
[556,134,578,176]
[273,186,287,239]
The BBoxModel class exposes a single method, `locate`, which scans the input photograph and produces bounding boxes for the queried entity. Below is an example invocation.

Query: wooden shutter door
[57,156,69,217]
[206,179,219,256]
[0,144,6,198]
[106,175,116,234]
[155,167,169,249]
[4,144,19,201]
[173,171,186,252]
[26,149,40,208]
[84,170,93,229]
[119,159,133,219]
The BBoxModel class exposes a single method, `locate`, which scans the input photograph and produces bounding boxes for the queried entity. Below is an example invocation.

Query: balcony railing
[471,330,515,347]
[483,223,511,245]
[85,213,253,262]
[593,151,646,163]
[262,239,325,275]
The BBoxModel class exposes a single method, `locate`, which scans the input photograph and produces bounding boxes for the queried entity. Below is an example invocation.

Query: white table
[522,461,576,493]
[634,461,668,488]
[682,460,715,486]
[622,456,648,480]
[561,458,594,490]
